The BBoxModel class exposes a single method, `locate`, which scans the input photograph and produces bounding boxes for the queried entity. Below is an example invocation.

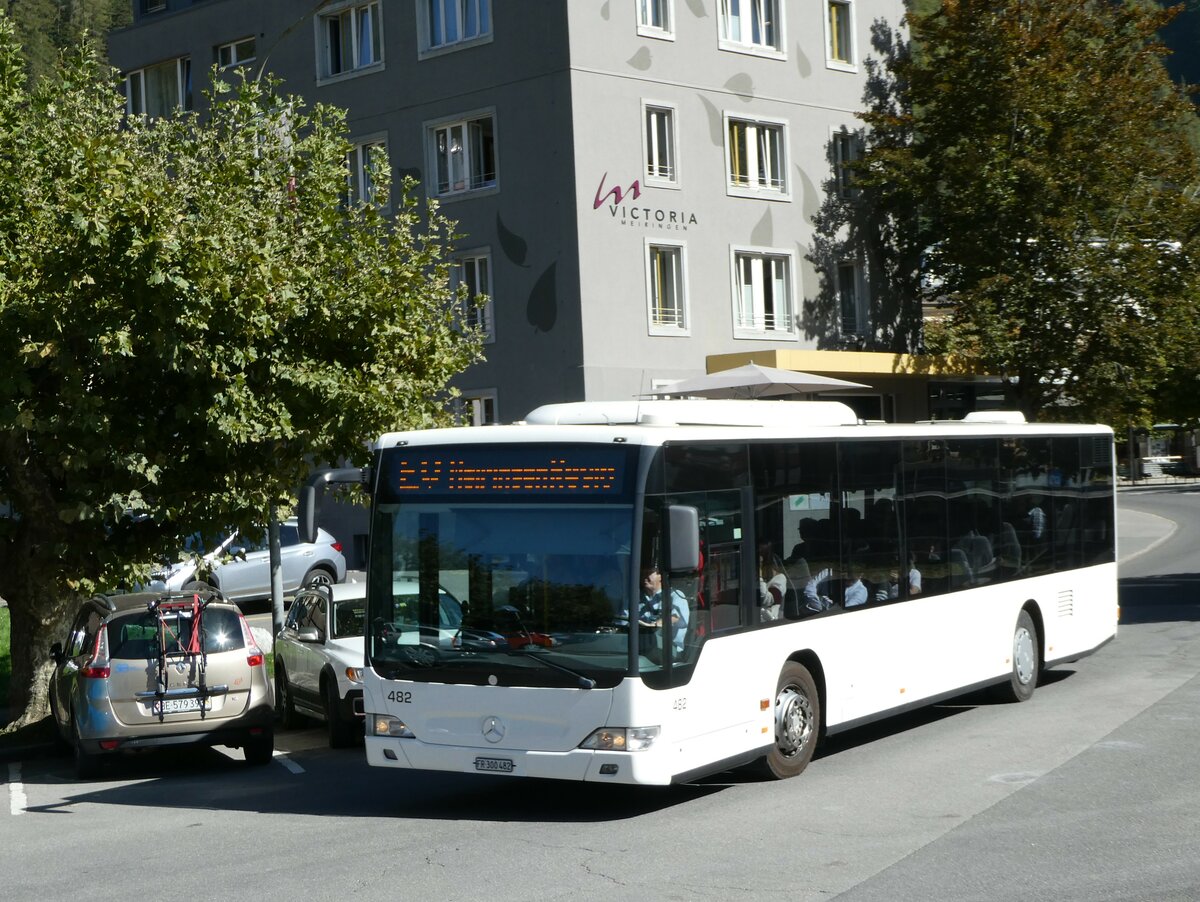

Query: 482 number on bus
[387,690,413,704]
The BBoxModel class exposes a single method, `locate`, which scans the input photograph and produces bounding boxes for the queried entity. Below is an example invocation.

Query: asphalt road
[3,490,1199,902]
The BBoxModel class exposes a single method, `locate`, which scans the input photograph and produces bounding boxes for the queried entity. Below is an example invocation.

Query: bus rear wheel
[997,609,1040,703]
[757,661,820,780]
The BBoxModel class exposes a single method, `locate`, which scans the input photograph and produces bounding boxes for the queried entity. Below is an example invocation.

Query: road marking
[274,751,305,774]
[8,763,28,816]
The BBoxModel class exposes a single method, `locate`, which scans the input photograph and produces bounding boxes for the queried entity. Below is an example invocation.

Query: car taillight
[82,625,111,679]
[236,612,264,667]
[332,541,343,553]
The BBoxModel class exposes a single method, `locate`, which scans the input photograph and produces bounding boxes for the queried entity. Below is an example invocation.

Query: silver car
[48,588,275,778]
[275,582,367,748]
[150,519,347,603]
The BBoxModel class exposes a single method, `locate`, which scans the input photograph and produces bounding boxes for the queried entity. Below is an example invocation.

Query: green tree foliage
[850,0,1200,423]
[5,0,129,81]
[0,17,482,726]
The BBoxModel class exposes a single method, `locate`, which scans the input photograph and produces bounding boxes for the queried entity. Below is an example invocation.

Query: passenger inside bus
[757,546,787,622]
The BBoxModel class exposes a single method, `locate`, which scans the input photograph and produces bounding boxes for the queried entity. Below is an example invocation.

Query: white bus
[298,400,1117,785]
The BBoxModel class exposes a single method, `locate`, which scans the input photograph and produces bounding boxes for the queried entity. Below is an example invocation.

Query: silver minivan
[48,588,275,778]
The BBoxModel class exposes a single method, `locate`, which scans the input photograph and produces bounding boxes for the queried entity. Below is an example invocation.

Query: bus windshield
[366,501,636,688]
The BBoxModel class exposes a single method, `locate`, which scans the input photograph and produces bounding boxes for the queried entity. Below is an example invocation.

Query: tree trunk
[2,577,77,731]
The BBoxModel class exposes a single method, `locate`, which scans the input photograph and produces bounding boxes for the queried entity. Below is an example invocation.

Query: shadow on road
[1119,572,1200,624]
[20,740,720,821]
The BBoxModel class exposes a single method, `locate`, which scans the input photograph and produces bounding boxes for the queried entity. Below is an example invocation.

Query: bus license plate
[474,757,514,773]
[155,698,203,715]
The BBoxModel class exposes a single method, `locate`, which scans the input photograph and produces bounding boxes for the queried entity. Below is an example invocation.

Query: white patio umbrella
[654,363,870,399]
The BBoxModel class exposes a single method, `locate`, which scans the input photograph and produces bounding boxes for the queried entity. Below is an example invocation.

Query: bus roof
[375,401,1111,450]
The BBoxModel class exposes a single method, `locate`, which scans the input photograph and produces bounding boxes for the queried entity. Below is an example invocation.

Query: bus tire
[757,661,820,780]
[998,609,1040,703]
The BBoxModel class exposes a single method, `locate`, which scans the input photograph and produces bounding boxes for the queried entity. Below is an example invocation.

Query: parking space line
[8,763,28,816]
[274,752,305,774]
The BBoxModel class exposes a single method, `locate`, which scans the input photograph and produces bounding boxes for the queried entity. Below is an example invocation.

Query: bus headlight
[373,715,414,738]
[345,667,363,683]
[579,726,660,752]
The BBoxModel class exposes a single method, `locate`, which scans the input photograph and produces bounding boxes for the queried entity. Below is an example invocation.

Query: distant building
[109,0,1001,430]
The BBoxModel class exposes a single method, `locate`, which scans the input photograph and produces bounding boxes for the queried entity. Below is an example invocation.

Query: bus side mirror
[298,484,318,544]
[298,467,373,543]
[667,505,700,574]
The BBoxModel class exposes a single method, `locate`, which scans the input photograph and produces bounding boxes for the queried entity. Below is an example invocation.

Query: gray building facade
[109,0,922,426]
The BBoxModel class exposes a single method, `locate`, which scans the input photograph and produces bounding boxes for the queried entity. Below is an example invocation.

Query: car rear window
[108,608,246,659]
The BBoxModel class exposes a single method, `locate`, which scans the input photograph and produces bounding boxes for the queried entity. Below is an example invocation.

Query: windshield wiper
[506,646,596,690]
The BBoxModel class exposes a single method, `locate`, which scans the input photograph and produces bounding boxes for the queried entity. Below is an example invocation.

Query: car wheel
[275,663,298,729]
[995,609,1040,703]
[303,567,335,589]
[73,716,102,781]
[243,728,274,766]
[755,661,820,780]
[324,678,356,749]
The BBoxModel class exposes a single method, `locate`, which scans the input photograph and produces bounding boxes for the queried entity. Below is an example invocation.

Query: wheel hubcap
[309,572,332,587]
[775,685,814,758]
[1014,626,1035,684]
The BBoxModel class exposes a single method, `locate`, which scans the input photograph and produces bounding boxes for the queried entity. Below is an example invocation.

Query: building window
[826,0,855,69]
[726,116,786,197]
[454,251,493,341]
[647,242,687,333]
[421,0,492,52]
[348,139,388,206]
[319,1,382,79]
[457,392,498,426]
[838,261,865,336]
[126,57,192,118]
[431,114,497,197]
[637,0,673,38]
[733,249,793,335]
[141,0,166,13]
[719,0,783,55]
[217,37,257,70]
[644,104,677,186]
[834,129,860,199]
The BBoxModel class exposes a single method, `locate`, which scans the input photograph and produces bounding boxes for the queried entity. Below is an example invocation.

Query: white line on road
[8,763,28,816]
[274,751,305,774]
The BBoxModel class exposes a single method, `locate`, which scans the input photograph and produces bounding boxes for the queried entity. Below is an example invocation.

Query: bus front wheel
[758,661,820,780]
[997,609,1040,703]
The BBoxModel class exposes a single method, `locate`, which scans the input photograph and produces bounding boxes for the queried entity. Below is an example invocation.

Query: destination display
[381,445,631,498]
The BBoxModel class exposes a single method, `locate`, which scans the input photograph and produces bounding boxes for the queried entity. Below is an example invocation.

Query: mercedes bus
[297,400,1117,785]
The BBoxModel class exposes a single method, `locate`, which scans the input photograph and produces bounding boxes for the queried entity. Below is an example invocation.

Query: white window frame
[823,0,857,72]
[216,36,257,70]
[426,109,499,200]
[417,0,494,58]
[453,248,494,342]
[348,135,390,209]
[125,57,192,118]
[724,113,789,200]
[457,391,498,426]
[730,245,796,338]
[832,127,860,199]
[637,0,675,40]
[837,259,867,337]
[718,0,785,59]
[316,0,384,84]
[645,239,689,336]
[642,101,679,188]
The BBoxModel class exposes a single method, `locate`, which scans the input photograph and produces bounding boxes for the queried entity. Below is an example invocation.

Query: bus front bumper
[364,735,672,785]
